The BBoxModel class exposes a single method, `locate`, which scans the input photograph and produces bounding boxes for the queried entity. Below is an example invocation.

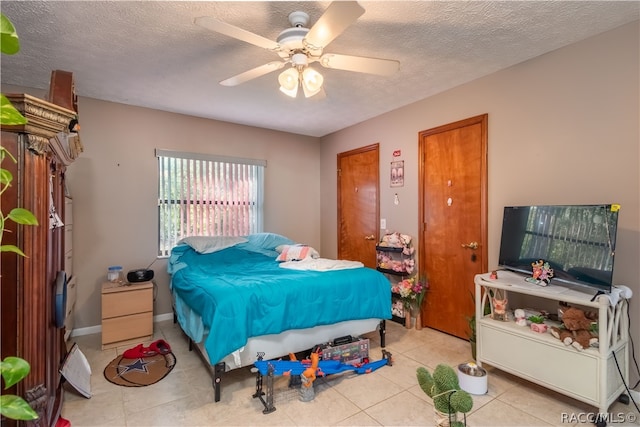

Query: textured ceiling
[1,1,638,137]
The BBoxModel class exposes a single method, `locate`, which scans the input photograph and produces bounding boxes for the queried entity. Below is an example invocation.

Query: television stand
[475,271,630,416]
[591,290,605,302]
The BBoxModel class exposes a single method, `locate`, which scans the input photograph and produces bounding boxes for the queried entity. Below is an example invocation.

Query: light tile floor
[62,320,640,426]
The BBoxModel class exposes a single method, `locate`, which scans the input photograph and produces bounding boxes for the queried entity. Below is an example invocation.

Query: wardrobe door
[1,131,66,427]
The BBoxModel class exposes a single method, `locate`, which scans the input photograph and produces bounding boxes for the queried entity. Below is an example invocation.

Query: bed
[167,233,392,402]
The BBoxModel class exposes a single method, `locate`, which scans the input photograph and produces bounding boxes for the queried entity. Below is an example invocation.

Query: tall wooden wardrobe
[1,94,77,427]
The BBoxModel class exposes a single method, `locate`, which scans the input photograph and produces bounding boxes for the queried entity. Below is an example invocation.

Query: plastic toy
[253,349,393,413]
[526,259,554,286]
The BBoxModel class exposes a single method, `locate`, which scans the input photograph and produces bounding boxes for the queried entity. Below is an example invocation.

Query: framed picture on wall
[390,160,404,187]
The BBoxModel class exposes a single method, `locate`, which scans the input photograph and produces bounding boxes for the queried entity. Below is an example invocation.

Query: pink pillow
[276,245,319,262]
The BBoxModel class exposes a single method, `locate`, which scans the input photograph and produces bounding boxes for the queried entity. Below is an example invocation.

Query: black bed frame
[174,311,387,403]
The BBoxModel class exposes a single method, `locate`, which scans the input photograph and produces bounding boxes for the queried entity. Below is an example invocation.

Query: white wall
[68,99,321,330]
[320,21,640,386]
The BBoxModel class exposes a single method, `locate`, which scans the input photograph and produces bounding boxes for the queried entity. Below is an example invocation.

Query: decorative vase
[530,323,548,333]
[415,310,423,330]
[405,310,412,329]
[434,409,457,427]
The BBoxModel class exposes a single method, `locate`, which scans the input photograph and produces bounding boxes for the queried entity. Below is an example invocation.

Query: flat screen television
[498,204,619,292]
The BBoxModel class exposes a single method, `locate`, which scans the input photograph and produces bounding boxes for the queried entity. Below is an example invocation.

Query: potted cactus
[417,364,473,427]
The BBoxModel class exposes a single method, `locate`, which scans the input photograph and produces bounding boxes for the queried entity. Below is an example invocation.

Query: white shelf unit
[475,270,629,413]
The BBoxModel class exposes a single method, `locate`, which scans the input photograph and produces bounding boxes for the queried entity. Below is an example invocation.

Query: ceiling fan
[194,1,400,98]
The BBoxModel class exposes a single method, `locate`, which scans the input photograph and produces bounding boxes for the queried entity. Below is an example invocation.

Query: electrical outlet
[380,218,386,229]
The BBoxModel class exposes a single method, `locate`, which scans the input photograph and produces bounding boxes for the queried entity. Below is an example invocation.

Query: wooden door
[337,144,379,267]
[418,115,488,338]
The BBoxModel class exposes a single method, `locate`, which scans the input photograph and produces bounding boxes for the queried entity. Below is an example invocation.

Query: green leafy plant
[1,357,38,420]
[1,13,38,256]
[466,290,492,342]
[0,12,39,422]
[1,14,27,127]
[527,315,545,324]
[466,290,492,360]
[1,144,39,256]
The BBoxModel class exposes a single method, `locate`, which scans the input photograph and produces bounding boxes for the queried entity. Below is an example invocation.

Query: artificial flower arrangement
[391,276,429,310]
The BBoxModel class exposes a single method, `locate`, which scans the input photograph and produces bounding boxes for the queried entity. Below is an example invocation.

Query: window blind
[156,149,265,257]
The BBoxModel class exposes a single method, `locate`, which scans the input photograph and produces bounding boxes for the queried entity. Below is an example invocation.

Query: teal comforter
[168,243,391,365]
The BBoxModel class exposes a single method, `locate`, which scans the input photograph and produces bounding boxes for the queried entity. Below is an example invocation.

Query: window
[156,149,265,257]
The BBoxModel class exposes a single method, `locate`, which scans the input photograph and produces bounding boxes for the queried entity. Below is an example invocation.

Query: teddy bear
[550,306,598,351]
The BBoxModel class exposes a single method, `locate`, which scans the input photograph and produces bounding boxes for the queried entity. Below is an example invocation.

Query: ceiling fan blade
[195,16,280,51]
[220,61,285,86]
[320,53,400,76]
[304,2,365,49]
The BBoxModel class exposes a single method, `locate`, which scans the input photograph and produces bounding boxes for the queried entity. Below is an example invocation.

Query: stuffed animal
[491,290,509,321]
[514,308,528,326]
[417,364,473,427]
[380,232,411,248]
[550,306,598,351]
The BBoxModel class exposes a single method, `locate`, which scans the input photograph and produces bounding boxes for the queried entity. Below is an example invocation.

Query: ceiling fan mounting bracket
[288,11,309,28]
[276,27,309,52]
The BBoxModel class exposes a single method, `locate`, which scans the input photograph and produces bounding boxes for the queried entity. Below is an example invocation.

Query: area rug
[103,352,176,387]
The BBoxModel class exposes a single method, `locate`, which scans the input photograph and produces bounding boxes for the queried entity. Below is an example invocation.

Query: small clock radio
[127,268,154,283]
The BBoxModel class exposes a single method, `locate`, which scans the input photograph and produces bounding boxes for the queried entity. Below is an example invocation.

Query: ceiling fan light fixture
[278,68,299,97]
[301,67,323,98]
[197,2,400,99]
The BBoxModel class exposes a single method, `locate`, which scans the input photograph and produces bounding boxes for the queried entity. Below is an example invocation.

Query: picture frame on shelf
[391,294,405,323]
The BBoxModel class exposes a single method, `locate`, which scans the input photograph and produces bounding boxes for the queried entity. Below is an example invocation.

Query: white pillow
[178,236,248,254]
[275,245,320,262]
[244,233,295,250]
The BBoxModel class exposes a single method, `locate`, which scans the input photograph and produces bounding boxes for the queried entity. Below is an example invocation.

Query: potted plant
[528,315,548,333]
[417,364,473,427]
[466,291,491,360]
[467,316,478,360]
[0,12,39,423]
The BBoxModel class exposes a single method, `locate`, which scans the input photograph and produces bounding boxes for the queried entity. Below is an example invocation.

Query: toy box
[320,336,369,365]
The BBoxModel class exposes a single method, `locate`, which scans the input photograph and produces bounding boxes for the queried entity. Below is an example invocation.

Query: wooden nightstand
[101,281,153,349]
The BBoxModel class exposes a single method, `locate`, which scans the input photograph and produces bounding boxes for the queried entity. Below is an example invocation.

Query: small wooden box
[101,281,153,349]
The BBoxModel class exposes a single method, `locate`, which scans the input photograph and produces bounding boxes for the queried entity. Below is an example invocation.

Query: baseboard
[71,324,101,337]
[69,312,174,338]
[154,312,174,323]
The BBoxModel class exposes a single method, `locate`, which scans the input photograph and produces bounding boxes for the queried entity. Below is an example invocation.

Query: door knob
[364,235,375,240]
[461,241,479,250]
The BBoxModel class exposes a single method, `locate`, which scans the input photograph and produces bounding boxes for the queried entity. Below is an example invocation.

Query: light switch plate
[380,218,386,229]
